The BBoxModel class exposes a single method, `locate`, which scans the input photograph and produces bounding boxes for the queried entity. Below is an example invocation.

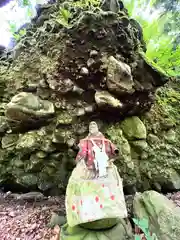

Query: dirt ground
[0,191,65,240]
[0,191,180,240]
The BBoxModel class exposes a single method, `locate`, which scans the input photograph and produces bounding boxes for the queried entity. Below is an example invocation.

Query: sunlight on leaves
[123,0,179,76]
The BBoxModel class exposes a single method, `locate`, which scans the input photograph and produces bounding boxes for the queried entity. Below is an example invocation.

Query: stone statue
[65,121,128,229]
[76,121,118,178]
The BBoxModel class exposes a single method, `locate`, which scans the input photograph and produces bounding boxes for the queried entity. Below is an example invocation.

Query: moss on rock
[105,123,136,187]
[120,116,147,140]
[133,191,180,240]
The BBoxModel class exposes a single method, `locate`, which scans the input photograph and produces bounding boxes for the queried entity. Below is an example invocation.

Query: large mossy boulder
[0,1,169,192]
[133,190,180,240]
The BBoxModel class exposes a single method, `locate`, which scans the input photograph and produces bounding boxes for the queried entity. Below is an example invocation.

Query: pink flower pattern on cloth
[66,174,128,227]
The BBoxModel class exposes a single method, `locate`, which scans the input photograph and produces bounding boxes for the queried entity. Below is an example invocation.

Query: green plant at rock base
[56,7,72,28]
[133,218,158,240]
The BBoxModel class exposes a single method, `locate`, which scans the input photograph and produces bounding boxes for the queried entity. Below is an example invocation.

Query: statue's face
[89,121,99,135]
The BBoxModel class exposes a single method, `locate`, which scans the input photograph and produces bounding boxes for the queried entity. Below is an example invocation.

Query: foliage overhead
[123,0,180,76]
[1,0,180,76]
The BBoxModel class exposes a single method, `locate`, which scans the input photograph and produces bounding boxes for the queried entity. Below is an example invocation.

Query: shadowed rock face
[0,45,5,55]
[52,10,168,119]
[0,1,169,193]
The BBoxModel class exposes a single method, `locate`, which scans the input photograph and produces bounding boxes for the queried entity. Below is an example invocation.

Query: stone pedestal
[60,220,133,240]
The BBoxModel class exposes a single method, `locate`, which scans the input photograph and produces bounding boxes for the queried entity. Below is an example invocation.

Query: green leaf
[27,8,33,17]
[60,8,71,22]
[19,29,26,36]
[23,0,30,6]
[9,23,17,33]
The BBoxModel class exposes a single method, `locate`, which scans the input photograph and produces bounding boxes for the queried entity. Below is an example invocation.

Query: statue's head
[89,121,99,135]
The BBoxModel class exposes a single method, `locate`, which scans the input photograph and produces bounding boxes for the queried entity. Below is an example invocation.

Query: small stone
[27,154,44,171]
[57,112,73,125]
[131,140,148,153]
[162,119,175,130]
[55,102,61,109]
[147,134,160,144]
[0,116,8,133]
[4,191,12,198]
[80,67,89,75]
[67,138,75,147]
[90,50,98,57]
[16,192,45,201]
[48,212,66,228]
[95,91,123,108]
[76,108,85,116]
[72,85,84,94]
[87,58,95,67]
[85,105,94,113]
[39,79,48,88]
[36,151,47,158]
[16,131,40,151]
[52,129,72,144]
[164,129,176,144]
[60,78,74,93]
[7,129,12,133]
[106,56,134,95]
[65,40,71,45]
[26,84,38,92]
[76,101,82,107]
[2,134,19,149]
[12,158,24,168]
[48,80,58,90]
[9,211,16,217]
[41,139,56,153]
[141,152,148,160]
